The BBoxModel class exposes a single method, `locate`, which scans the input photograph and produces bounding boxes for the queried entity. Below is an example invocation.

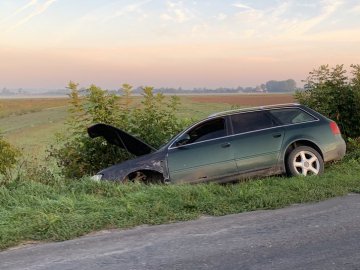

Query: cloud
[191,23,209,36]
[284,0,343,36]
[215,13,227,21]
[271,1,290,18]
[160,1,193,23]
[229,0,345,41]
[350,4,360,14]
[104,0,151,22]
[232,3,253,11]
[4,0,38,20]
[74,0,151,25]
[0,0,38,24]
[233,2,264,22]
[8,0,57,31]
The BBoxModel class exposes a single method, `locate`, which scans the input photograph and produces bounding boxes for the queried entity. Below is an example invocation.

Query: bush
[49,82,190,178]
[0,135,20,181]
[127,86,188,148]
[295,64,360,138]
[345,137,360,162]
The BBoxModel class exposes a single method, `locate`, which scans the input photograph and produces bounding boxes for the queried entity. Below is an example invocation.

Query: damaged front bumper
[91,174,103,181]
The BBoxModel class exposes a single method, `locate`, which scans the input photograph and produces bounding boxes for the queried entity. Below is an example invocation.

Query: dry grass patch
[190,94,295,106]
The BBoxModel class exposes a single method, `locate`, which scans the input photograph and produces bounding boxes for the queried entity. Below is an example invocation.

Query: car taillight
[330,121,341,135]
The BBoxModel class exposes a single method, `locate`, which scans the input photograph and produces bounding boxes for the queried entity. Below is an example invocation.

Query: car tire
[286,146,324,176]
[124,171,164,184]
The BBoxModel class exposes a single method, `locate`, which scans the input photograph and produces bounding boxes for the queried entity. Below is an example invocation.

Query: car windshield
[158,126,191,149]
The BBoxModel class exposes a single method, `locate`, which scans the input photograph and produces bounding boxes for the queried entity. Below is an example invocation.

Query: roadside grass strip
[0,160,359,250]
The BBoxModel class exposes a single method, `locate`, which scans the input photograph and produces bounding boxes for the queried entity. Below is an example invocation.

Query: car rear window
[231,111,275,134]
[269,108,317,125]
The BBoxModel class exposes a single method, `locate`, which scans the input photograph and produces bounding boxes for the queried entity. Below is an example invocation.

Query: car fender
[280,134,323,163]
[99,150,169,182]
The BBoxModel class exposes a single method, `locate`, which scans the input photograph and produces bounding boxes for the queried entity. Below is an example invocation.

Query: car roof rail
[208,103,300,118]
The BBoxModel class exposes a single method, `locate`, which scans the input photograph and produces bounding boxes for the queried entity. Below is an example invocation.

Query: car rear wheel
[286,146,324,176]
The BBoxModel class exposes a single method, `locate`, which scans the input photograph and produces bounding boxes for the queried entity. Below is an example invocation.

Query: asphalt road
[1,194,360,270]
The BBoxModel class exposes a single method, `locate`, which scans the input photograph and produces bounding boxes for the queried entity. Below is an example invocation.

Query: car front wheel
[286,146,324,176]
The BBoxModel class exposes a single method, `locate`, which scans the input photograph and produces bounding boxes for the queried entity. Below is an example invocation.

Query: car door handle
[273,133,282,138]
[221,142,231,148]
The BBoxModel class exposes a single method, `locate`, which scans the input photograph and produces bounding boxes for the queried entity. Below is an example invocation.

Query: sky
[0,0,360,89]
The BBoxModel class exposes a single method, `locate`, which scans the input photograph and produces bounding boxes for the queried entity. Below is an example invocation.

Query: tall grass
[1,159,359,250]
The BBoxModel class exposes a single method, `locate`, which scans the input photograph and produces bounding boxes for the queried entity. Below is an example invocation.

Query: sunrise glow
[1,0,360,89]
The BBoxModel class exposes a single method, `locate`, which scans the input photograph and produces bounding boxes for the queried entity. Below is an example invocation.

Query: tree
[265,79,296,92]
[0,134,20,180]
[50,82,190,178]
[295,64,360,138]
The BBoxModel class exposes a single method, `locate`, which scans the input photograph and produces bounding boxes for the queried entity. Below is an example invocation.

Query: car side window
[269,108,316,125]
[231,111,275,134]
[185,118,226,144]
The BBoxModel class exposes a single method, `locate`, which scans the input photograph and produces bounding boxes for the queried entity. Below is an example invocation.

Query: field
[0,99,68,159]
[0,98,68,118]
[190,93,295,106]
[1,93,359,251]
[0,94,294,159]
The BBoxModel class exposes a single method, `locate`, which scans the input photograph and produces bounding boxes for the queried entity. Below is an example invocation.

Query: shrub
[127,86,188,148]
[345,137,360,162]
[0,135,20,181]
[295,64,360,138]
[50,82,190,178]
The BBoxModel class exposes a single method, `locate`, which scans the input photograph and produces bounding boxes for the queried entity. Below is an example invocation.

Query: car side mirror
[175,134,190,146]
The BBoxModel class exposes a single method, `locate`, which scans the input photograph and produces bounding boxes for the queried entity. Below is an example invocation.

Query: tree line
[0,79,298,97]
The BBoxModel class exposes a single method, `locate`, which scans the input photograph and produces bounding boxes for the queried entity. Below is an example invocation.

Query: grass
[0,94,292,159]
[0,159,359,250]
[0,98,68,119]
[0,96,231,159]
[0,106,68,160]
[0,94,358,250]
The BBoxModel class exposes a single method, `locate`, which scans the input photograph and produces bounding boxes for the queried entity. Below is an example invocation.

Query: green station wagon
[88,103,346,183]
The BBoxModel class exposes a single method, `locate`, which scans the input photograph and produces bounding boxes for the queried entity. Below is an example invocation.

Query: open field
[0,98,68,118]
[0,94,293,159]
[0,104,68,159]
[190,93,295,106]
[1,93,360,251]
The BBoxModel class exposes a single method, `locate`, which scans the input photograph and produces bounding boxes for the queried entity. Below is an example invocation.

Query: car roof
[208,103,301,118]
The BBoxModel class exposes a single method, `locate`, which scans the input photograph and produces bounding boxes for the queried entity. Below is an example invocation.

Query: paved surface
[1,194,360,270]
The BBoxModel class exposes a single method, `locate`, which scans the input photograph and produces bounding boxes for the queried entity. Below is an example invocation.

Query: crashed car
[88,103,346,184]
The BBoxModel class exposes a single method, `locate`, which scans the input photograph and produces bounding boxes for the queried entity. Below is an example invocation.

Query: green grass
[1,160,359,250]
[0,106,67,160]
[0,96,359,250]
[0,97,231,159]
[176,99,231,119]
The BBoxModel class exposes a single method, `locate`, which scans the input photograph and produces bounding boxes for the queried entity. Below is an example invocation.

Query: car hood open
[87,123,156,156]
